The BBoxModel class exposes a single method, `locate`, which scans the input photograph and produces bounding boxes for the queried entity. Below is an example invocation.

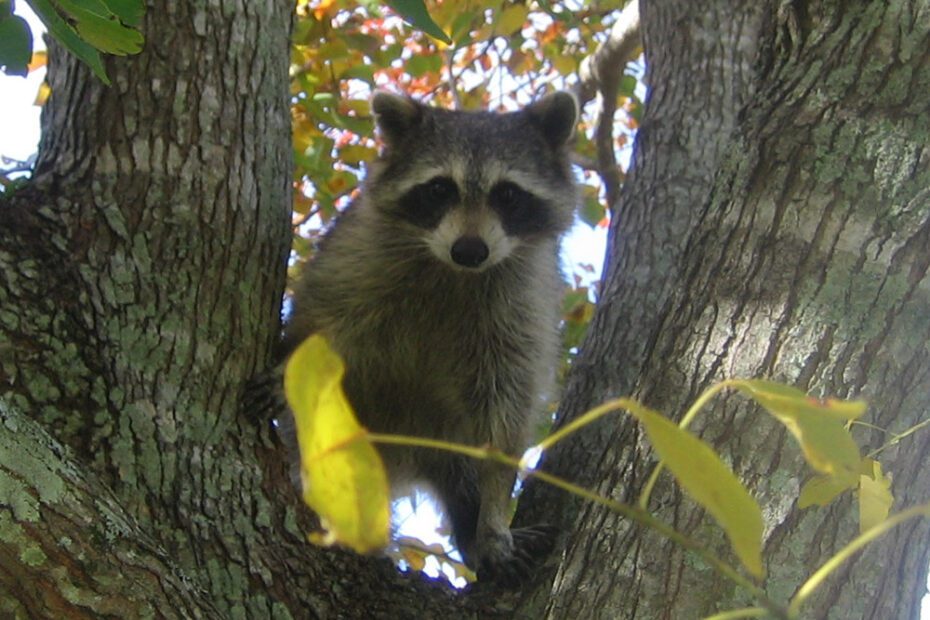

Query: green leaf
[284,334,391,555]
[27,0,110,83]
[579,184,605,227]
[552,53,576,76]
[55,0,144,55]
[342,63,376,85]
[55,0,144,26]
[630,404,764,577]
[618,74,637,98]
[101,0,144,27]
[561,287,594,349]
[0,14,33,77]
[384,0,451,44]
[449,10,475,45]
[406,52,442,78]
[730,380,864,487]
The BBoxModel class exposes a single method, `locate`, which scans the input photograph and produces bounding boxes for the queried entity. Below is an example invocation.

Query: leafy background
[281,1,643,580]
[0,0,645,585]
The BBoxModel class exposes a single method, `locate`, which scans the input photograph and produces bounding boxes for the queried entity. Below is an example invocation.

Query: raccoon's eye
[490,181,529,209]
[425,177,457,202]
[397,176,459,229]
[489,181,550,235]
[498,184,517,204]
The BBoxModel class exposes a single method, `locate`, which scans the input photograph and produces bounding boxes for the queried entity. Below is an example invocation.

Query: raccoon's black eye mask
[489,181,552,236]
[396,175,554,237]
[397,176,459,229]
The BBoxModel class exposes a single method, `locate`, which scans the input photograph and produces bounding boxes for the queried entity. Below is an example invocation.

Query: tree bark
[517,1,930,618]
[515,0,766,610]
[0,2,476,617]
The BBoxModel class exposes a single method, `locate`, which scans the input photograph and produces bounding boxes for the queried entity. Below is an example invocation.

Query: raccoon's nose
[450,236,490,268]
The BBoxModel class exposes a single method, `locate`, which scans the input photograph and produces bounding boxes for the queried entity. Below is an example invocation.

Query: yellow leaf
[400,546,428,572]
[341,98,371,116]
[732,380,866,421]
[284,334,390,554]
[497,4,529,34]
[858,459,893,533]
[447,558,477,583]
[292,192,314,217]
[630,404,764,578]
[427,0,462,31]
[33,82,51,107]
[313,0,336,20]
[552,54,576,76]
[292,117,319,153]
[798,474,854,508]
[730,380,864,487]
[339,145,377,165]
[28,51,47,72]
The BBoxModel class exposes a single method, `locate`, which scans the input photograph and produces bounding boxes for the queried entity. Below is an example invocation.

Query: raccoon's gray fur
[278,91,578,582]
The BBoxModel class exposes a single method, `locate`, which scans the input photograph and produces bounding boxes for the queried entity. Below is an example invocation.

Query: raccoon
[269,91,578,583]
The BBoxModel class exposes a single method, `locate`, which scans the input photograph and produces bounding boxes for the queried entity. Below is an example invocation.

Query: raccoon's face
[389,168,560,271]
[368,92,579,272]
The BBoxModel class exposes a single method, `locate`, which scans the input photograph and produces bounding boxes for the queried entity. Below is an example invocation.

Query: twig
[573,1,641,211]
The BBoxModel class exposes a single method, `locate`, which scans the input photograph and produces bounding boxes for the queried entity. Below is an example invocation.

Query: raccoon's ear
[371,92,425,146]
[525,91,578,149]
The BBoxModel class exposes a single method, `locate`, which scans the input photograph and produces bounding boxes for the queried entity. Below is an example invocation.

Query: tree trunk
[517,1,930,618]
[0,2,475,617]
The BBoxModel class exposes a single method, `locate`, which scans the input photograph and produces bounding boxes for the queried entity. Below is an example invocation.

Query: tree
[516,1,930,617]
[1,1,928,619]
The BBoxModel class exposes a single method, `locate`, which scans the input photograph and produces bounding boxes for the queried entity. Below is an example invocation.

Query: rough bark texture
[0,1,477,618]
[515,0,766,611]
[517,0,930,618]
[2,0,929,618]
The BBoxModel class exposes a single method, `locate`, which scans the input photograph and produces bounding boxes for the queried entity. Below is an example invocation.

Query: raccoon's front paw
[477,524,557,586]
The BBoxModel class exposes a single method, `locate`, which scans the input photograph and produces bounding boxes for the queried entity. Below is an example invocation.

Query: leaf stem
[532,397,638,452]
[787,501,930,616]
[525,467,786,619]
[866,417,930,459]
[702,608,770,620]
[368,431,788,619]
[368,433,489,461]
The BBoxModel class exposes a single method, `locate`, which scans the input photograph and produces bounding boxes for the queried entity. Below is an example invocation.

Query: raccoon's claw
[511,523,558,558]
[240,367,286,422]
[477,524,557,586]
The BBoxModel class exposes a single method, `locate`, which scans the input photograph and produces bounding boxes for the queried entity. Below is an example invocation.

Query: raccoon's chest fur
[307,245,559,446]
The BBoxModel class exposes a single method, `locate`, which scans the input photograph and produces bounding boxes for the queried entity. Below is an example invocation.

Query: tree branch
[573,1,641,211]
[0,398,223,618]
